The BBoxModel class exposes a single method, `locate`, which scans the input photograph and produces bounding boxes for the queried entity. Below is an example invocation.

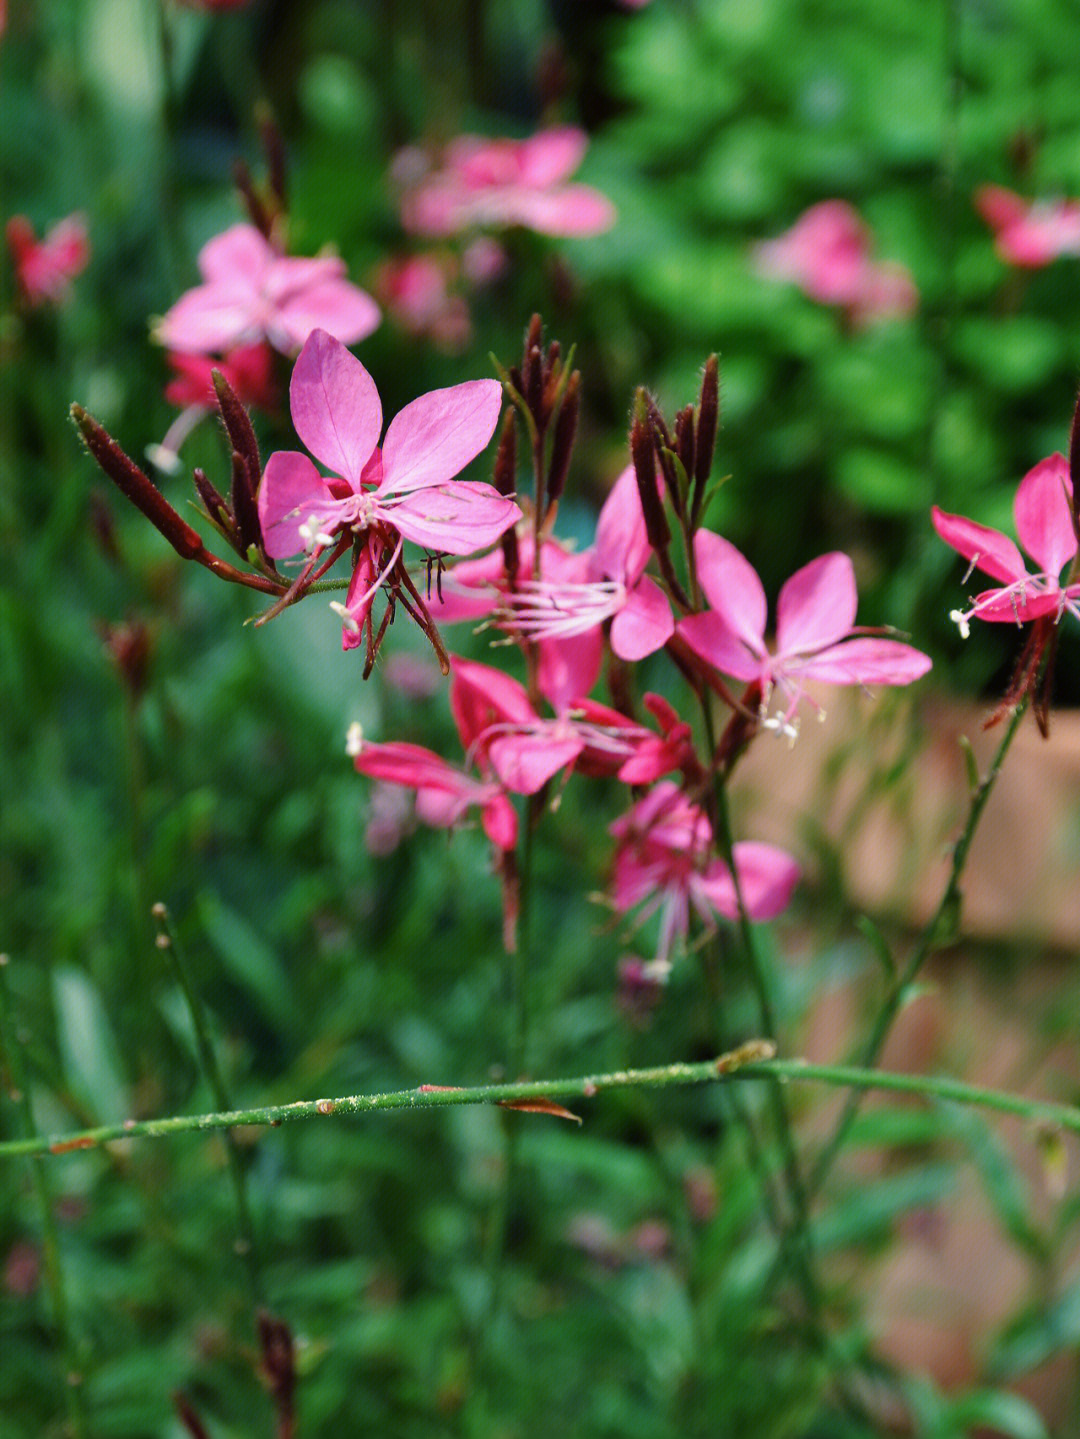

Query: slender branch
[0,1046,777,1160]
[0,957,88,1437]
[6,1044,1080,1161]
[152,906,264,1307]
[806,697,1028,1198]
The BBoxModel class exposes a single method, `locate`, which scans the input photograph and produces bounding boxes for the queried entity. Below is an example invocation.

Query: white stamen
[949,608,971,639]
[329,601,361,636]
[345,722,364,756]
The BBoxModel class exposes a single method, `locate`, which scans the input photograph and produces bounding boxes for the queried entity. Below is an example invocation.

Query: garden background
[5,1,1080,1435]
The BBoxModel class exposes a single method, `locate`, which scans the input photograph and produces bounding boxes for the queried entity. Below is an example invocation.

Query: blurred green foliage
[2,1,1080,1435]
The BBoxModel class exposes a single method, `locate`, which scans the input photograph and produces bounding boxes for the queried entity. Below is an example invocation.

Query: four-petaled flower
[257,329,519,647]
[610,783,799,965]
[975,186,1080,269]
[932,453,1080,636]
[155,224,380,356]
[752,201,918,325]
[678,530,932,739]
[400,128,616,239]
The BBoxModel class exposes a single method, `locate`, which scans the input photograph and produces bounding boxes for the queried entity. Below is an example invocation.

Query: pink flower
[497,465,674,661]
[753,201,917,324]
[932,453,1080,636]
[678,531,932,739]
[375,253,472,352]
[348,728,517,851]
[975,185,1080,268]
[148,342,279,474]
[401,127,616,239]
[610,782,799,963]
[155,224,380,356]
[6,214,89,305]
[257,330,518,646]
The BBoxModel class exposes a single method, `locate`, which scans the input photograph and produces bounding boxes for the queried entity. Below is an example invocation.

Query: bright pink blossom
[401,128,616,239]
[155,224,380,356]
[497,465,674,661]
[257,330,517,646]
[678,531,932,739]
[975,185,1080,268]
[348,729,517,851]
[932,453,1080,635]
[610,782,799,963]
[6,214,89,305]
[753,201,917,324]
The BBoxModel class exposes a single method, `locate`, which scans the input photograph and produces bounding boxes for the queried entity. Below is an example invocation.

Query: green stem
[807,697,1028,1199]
[9,1043,1080,1160]
[0,957,88,1438]
[152,906,264,1308]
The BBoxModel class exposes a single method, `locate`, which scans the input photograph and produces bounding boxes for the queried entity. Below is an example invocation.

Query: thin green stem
[152,906,265,1308]
[807,698,1028,1199]
[0,957,88,1438]
[8,1043,1080,1161]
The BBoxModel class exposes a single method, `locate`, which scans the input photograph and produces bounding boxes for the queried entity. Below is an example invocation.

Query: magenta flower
[497,465,674,661]
[610,783,799,964]
[6,213,89,306]
[753,201,917,324]
[678,531,932,739]
[975,185,1080,268]
[155,224,380,356]
[347,728,517,851]
[932,453,1080,636]
[400,128,616,239]
[257,330,518,647]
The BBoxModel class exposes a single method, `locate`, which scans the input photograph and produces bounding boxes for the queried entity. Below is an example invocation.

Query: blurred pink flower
[753,200,917,324]
[932,453,1080,636]
[610,782,799,963]
[257,330,516,648]
[678,530,931,739]
[975,185,1080,268]
[155,224,379,356]
[163,342,277,410]
[401,127,616,238]
[375,253,472,352]
[6,213,89,305]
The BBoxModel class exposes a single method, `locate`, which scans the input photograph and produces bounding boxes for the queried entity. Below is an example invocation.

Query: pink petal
[677,610,763,682]
[974,185,1028,233]
[964,587,1066,624]
[610,576,674,660]
[155,283,258,353]
[775,553,858,657]
[930,506,1027,585]
[797,637,933,686]
[353,740,467,791]
[692,530,767,654]
[1014,453,1076,577]
[537,633,603,711]
[289,329,382,486]
[481,795,518,851]
[271,275,381,352]
[592,464,651,584]
[488,734,583,793]
[381,379,502,494]
[257,450,335,558]
[450,655,536,753]
[386,482,521,554]
[698,842,800,922]
[198,224,271,284]
[518,128,589,187]
[498,185,617,237]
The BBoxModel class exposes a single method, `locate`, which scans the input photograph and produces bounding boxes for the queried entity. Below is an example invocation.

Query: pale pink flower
[932,453,1080,636]
[155,224,380,356]
[753,201,917,324]
[401,127,616,239]
[610,782,799,963]
[678,531,931,739]
[975,185,1080,268]
[6,214,89,305]
[497,464,674,661]
[257,330,517,647]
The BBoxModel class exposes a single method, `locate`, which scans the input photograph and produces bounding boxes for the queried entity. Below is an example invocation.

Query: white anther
[345,722,364,757]
[329,601,361,635]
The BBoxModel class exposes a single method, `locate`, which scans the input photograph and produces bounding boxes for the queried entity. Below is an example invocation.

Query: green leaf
[52,966,128,1123]
[195,891,295,1031]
